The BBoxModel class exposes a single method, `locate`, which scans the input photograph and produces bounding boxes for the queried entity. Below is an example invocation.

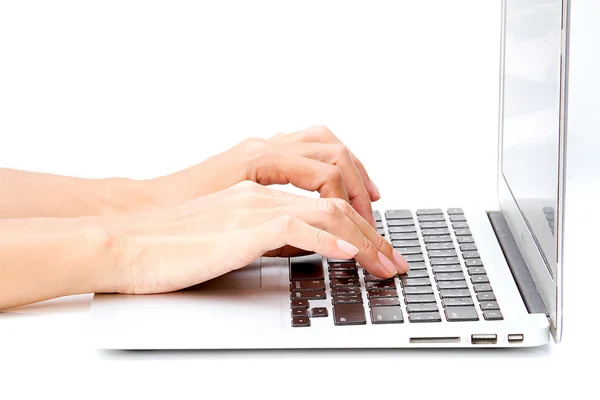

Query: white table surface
[1,1,598,398]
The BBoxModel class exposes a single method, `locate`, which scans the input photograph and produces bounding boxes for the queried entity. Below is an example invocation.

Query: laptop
[89,0,569,349]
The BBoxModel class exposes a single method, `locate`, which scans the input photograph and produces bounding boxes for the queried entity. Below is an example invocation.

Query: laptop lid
[497,0,568,342]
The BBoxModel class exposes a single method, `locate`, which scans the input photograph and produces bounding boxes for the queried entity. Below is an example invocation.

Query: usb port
[508,334,524,343]
[471,334,497,344]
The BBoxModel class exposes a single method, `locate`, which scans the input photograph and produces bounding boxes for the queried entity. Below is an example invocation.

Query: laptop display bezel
[496,0,568,342]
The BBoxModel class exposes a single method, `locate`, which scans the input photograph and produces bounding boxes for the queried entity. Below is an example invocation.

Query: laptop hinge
[487,211,548,316]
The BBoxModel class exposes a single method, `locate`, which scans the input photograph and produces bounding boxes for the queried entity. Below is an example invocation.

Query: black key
[330,278,361,287]
[333,303,367,325]
[452,222,470,229]
[331,286,361,296]
[432,265,463,274]
[477,292,496,301]
[434,272,465,281]
[385,209,413,220]
[329,270,359,279]
[402,269,429,278]
[457,236,475,243]
[291,299,309,309]
[332,295,363,304]
[462,251,481,259]
[291,280,326,291]
[439,289,472,298]
[423,235,453,243]
[480,301,500,311]
[420,221,448,229]
[311,307,328,317]
[426,243,455,251]
[450,215,467,222]
[459,243,478,252]
[428,250,458,258]
[365,281,396,290]
[291,317,310,327]
[422,228,450,236]
[367,289,398,298]
[403,286,434,295]
[292,308,309,317]
[407,303,439,313]
[328,257,355,264]
[405,294,437,304]
[328,262,357,271]
[400,278,432,287]
[408,312,442,323]
[370,306,404,324]
[395,247,423,255]
[471,275,490,284]
[392,239,421,248]
[445,306,479,322]
[406,262,428,270]
[447,208,464,215]
[467,267,486,275]
[369,297,401,307]
[373,210,382,221]
[387,219,415,227]
[390,233,419,241]
[483,310,503,321]
[465,259,484,267]
[442,297,474,307]
[404,254,425,263]
[418,215,446,222]
[454,229,472,236]
[473,283,493,292]
[364,273,394,282]
[291,290,326,301]
[416,208,443,215]
[430,257,461,265]
[290,254,324,281]
[388,226,417,234]
[437,281,468,290]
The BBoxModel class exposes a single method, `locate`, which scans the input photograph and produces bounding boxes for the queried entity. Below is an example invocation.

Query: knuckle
[361,234,375,253]
[234,180,261,192]
[324,165,343,183]
[276,215,297,234]
[331,198,352,214]
[317,198,342,219]
[315,229,329,246]
[332,144,350,159]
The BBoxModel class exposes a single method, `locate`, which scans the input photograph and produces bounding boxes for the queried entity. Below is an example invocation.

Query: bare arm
[0,217,120,309]
[0,168,164,218]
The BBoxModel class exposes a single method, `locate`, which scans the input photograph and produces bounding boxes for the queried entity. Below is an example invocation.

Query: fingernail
[336,239,359,258]
[393,250,410,272]
[370,178,381,199]
[378,252,397,276]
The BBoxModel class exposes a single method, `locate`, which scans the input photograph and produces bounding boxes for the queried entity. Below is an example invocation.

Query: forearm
[0,168,163,218]
[0,217,123,310]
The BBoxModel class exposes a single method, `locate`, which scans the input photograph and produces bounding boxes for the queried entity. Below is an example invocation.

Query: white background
[0,1,597,399]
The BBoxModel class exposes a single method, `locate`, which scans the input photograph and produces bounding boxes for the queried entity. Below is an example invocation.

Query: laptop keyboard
[289,208,503,327]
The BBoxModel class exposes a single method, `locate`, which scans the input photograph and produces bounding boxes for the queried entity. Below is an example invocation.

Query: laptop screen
[500,0,564,280]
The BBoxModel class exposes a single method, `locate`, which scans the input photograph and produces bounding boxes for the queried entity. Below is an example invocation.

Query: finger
[327,197,409,274]
[280,198,403,278]
[250,151,350,203]
[253,216,360,261]
[270,125,381,201]
[268,142,376,228]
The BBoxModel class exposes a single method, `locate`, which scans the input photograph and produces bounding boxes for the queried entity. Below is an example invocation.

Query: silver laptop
[89,0,571,349]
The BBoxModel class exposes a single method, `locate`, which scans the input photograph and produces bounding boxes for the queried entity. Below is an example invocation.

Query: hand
[105,181,408,294]
[150,125,381,227]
